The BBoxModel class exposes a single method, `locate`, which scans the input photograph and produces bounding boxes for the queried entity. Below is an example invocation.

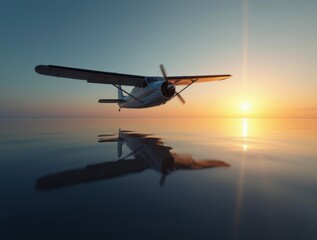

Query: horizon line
[1,116,317,120]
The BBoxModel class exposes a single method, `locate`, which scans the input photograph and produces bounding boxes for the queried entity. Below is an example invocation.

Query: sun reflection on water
[243,144,247,151]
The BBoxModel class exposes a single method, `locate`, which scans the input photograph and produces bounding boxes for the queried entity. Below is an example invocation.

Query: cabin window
[142,80,148,88]
[137,80,147,88]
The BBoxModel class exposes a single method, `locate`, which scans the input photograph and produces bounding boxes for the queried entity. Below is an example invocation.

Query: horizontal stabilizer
[98,99,125,103]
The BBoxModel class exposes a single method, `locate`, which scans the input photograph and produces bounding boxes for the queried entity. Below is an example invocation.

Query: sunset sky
[1,0,316,118]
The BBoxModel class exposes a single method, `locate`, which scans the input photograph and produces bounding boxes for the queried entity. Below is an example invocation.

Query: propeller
[160,64,185,104]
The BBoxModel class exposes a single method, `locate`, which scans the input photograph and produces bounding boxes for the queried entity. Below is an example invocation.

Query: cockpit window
[137,80,148,88]
[142,80,148,88]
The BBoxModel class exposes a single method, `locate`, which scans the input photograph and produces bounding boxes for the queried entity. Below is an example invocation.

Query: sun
[240,102,250,112]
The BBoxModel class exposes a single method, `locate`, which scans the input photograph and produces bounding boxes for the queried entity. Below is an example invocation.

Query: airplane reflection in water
[35,130,230,190]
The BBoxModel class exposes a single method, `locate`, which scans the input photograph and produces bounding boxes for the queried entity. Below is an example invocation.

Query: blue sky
[1,0,316,117]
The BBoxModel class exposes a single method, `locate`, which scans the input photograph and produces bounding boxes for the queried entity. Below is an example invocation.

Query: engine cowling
[161,82,175,98]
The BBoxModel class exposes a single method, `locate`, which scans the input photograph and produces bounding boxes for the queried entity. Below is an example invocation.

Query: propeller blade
[160,64,168,83]
[160,64,186,104]
[175,93,186,104]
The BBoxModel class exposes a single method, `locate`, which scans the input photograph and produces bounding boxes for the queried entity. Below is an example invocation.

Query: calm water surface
[0,118,316,240]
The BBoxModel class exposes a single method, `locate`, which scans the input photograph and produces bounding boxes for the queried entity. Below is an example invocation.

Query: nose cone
[167,83,175,90]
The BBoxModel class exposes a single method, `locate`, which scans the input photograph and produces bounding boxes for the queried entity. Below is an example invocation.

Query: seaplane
[35,130,230,190]
[35,64,231,110]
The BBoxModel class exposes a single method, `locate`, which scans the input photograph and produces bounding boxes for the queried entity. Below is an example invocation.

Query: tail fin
[98,85,126,104]
[117,84,125,100]
[117,128,123,158]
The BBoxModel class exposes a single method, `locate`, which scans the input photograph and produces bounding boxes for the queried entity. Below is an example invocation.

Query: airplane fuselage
[119,78,175,109]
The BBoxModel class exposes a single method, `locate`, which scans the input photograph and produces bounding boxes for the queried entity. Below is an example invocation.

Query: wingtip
[35,65,48,74]
[218,74,232,81]
[35,65,41,74]
[224,74,232,80]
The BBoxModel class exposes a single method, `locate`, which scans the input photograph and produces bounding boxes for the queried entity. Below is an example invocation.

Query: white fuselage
[118,78,174,108]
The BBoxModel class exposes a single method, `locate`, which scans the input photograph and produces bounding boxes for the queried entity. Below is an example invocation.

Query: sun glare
[240,102,250,112]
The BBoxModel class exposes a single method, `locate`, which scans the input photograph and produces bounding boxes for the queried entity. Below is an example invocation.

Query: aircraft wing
[35,158,145,191]
[167,74,232,85]
[35,65,145,87]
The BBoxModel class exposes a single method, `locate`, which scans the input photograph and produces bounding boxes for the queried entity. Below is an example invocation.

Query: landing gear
[119,108,121,112]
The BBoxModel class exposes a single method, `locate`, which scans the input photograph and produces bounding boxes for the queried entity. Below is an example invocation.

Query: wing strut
[112,84,144,103]
[171,79,197,102]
